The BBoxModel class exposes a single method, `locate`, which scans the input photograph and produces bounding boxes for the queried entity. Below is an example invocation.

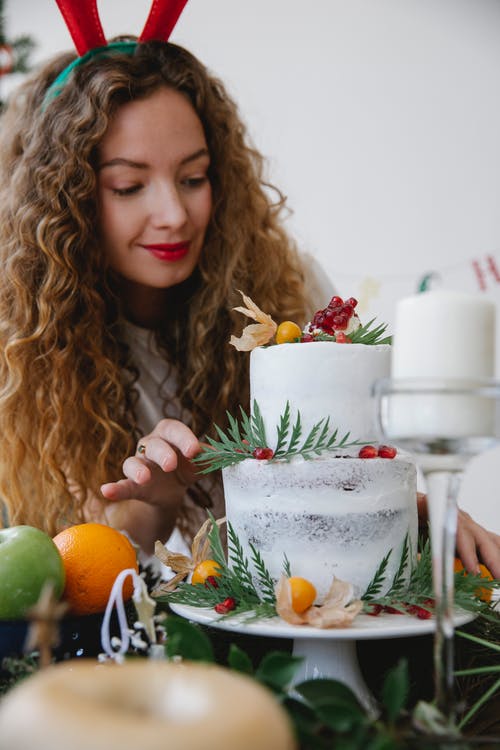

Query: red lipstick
[141,242,190,261]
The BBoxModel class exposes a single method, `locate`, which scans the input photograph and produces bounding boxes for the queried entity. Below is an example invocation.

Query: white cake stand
[170,603,473,713]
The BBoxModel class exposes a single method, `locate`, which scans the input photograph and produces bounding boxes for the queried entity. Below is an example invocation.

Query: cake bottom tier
[223,454,418,601]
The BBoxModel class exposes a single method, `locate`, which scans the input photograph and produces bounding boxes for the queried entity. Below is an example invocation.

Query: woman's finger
[455,511,500,578]
[149,419,201,458]
[100,477,145,502]
[133,436,180,472]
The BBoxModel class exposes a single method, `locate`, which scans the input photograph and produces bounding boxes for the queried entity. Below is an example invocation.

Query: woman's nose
[150,183,188,230]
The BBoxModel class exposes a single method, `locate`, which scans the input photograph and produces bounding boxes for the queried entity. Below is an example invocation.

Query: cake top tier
[228,292,393,452]
[250,341,391,450]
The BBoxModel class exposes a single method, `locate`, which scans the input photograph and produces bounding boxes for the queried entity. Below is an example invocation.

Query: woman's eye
[181,176,208,189]
[112,185,142,196]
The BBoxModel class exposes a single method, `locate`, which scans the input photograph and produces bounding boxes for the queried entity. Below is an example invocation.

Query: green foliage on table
[163,614,499,748]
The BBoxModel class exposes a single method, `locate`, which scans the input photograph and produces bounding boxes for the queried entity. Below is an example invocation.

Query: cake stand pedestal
[170,604,473,713]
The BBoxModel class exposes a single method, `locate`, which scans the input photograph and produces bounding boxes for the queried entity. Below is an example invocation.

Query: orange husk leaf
[153,516,226,595]
[276,576,363,629]
[229,291,277,351]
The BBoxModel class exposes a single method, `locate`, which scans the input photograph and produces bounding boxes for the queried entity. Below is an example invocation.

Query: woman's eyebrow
[98,148,210,171]
[180,148,210,165]
[98,157,147,170]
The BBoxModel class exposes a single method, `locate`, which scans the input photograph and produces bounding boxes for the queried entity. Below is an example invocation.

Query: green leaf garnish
[192,400,369,473]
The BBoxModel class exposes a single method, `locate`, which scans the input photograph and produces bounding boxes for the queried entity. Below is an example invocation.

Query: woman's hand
[101,419,200,507]
[417,493,500,578]
[97,419,201,553]
[455,510,500,578]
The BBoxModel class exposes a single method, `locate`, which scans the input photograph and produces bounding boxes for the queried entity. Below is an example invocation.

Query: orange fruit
[289,576,317,613]
[276,321,302,344]
[53,523,138,615]
[454,558,493,603]
[192,559,222,585]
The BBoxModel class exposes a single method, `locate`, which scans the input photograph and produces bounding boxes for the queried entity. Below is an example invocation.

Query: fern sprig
[194,401,368,473]
[278,410,302,457]
[386,534,410,598]
[249,543,276,604]
[251,401,267,447]
[279,417,365,461]
[362,550,393,601]
[274,401,291,455]
[282,554,292,578]
[227,523,260,601]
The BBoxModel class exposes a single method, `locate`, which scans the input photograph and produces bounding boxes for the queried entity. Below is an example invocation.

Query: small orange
[276,321,302,344]
[192,559,222,585]
[289,576,317,613]
[53,523,138,615]
[454,558,494,603]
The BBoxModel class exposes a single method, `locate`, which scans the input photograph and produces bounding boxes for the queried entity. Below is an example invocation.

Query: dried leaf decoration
[153,516,226,595]
[229,291,277,351]
[276,576,363,628]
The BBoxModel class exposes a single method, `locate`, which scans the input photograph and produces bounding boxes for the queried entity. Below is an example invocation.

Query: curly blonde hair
[0,41,310,536]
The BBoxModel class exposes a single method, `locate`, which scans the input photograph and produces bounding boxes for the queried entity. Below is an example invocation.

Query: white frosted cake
[250,341,391,446]
[223,297,418,602]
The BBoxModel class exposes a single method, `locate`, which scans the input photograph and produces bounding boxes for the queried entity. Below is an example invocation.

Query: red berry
[253,447,274,460]
[335,332,352,344]
[406,604,432,620]
[359,445,378,459]
[329,296,343,307]
[215,597,236,614]
[300,334,314,343]
[205,576,219,589]
[312,294,359,335]
[378,445,397,459]
[383,605,404,615]
[367,603,383,617]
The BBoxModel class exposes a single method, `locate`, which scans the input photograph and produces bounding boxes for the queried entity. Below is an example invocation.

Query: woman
[0,39,498,576]
[0,40,308,553]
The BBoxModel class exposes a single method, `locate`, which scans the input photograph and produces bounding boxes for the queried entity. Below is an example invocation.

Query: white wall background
[3,0,500,532]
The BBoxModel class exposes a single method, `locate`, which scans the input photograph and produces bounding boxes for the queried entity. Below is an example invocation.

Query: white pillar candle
[389,290,496,438]
[392,289,495,379]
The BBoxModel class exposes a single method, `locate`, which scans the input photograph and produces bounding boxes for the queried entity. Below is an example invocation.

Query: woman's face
[97,86,212,305]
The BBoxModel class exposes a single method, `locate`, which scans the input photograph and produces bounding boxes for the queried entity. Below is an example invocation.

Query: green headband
[42,41,138,110]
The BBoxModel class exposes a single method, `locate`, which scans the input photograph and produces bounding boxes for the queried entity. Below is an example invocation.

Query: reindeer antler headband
[44,0,189,104]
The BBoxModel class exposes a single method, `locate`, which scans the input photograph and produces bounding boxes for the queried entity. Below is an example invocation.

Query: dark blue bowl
[0,610,118,663]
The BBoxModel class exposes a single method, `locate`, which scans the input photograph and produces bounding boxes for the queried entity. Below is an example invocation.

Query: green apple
[0,526,65,620]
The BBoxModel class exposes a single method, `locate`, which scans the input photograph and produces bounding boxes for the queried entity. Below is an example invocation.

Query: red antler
[55,0,107,55]
[139,0,189,43]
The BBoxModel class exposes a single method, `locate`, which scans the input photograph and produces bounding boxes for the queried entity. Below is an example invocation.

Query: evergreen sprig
[387,534,412,598]
[249,543,276,604]
[362,537,500,619]
[193,400,368,473]
[158,515,271,615]
[314,317,392,345]
[361,549,393,600]
[227,523,260,601]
